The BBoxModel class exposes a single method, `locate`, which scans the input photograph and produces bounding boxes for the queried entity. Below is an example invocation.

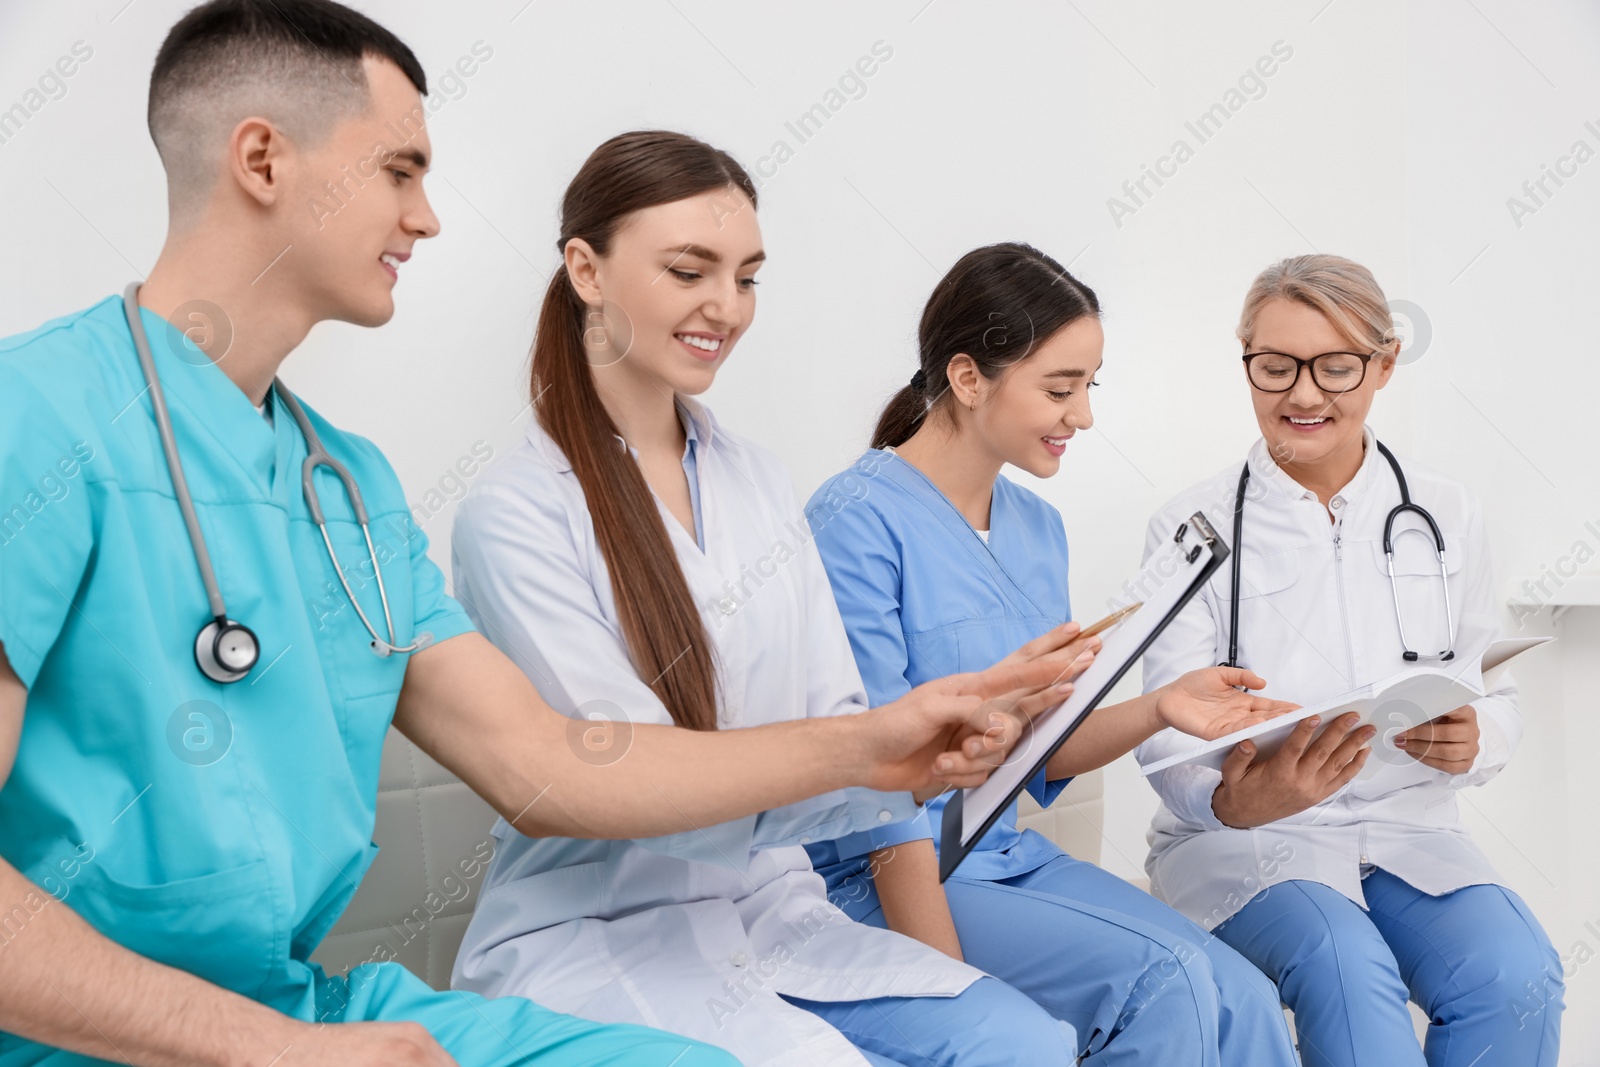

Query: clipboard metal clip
[1188,512,1221,546]
[1180,513,1221,562]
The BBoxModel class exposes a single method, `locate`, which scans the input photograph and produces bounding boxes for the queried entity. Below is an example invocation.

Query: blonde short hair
[1237,254,1396,353]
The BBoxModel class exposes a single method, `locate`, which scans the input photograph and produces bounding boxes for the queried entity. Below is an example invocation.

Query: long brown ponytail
[531,131,757,733]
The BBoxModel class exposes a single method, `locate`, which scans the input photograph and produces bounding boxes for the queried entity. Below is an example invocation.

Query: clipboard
[938,511,1231,882]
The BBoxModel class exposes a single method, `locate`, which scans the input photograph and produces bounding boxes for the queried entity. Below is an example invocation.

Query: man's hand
[1211,712,1375,829]
[396,632,1094,843]
[1154,667,1300,741]
[859,649,1093,798]
[1393,704,1479,775]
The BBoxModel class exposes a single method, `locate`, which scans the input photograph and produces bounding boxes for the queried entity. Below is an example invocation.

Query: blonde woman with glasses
[1136,254,1563,1066]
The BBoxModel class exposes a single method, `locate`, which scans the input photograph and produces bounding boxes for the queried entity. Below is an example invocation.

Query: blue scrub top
[802,448,1075,897]
[0,296,475,1034]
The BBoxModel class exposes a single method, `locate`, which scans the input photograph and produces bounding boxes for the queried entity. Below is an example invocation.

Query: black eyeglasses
[1242,350,1379,394]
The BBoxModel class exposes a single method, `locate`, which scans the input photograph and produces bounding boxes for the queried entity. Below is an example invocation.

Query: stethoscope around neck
[1222,438,1456,671]
[122,282,432,684]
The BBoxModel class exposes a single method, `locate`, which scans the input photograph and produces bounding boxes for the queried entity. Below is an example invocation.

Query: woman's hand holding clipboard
[990,603,1142,685]
[952,605,1147,769]
[939,512,1235,880]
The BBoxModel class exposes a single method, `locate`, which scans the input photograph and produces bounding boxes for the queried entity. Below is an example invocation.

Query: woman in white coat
[1136,254,1563,1066]
[447,131,1091,1066]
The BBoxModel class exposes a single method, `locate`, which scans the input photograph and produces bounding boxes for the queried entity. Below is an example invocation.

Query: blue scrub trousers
[844,853,1296,1066]
[1214,869,1563,1067]
[316,961,738,1067]
[786,976,1078,1066]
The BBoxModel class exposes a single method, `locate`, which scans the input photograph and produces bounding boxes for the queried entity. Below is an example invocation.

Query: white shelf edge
[1507,575,1600,610]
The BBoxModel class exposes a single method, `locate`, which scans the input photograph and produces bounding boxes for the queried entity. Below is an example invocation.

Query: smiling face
[1245,297,1396,468]
[285,55,440,327]
[564,186,763,397]
[957,314,1103,478]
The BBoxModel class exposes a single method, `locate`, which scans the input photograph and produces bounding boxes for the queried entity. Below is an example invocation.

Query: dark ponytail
[530,131,758,733]
[871,242,1101,450]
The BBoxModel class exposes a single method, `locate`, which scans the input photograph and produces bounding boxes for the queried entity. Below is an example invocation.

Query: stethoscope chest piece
[195,618,261,684]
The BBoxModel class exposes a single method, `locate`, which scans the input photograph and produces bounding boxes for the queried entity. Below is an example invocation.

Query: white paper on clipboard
[938,512,1230,881]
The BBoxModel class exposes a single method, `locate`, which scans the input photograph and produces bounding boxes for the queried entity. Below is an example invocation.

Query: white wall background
[3,0,1597,1058]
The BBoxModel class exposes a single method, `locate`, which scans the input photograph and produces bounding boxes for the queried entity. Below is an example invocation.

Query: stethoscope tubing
[1224,438,1456,669]
[122,282,429,681]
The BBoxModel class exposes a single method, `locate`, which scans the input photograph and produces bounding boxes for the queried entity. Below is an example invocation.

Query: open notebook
[1139,636,1554,778]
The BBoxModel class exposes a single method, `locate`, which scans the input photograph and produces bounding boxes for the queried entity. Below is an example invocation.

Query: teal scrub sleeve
[0,370,96,689]
[803,481,933,860]
[401,511,479,648]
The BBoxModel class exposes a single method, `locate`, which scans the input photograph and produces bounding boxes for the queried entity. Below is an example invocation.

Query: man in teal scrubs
[0,3,1074,1064]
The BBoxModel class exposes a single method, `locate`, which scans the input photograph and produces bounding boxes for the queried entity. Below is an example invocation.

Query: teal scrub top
[0,296,476,1037]
[802,449,1074,898]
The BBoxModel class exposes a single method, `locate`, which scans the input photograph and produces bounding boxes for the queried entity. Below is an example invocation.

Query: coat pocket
[1365,534,1464,658]
[1213,547,1304,601]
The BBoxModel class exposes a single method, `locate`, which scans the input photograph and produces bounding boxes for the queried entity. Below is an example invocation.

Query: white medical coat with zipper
[448,397,983,1066]
[1136,427,1520,931]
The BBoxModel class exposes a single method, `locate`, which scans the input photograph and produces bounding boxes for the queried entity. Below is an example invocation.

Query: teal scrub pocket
[70,859,276,998]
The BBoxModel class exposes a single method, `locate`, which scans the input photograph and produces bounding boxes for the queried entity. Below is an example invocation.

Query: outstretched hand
[862,635,1097,799]
[1156,666,1300,741]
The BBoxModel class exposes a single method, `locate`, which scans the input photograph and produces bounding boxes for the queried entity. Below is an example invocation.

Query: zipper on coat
[1332,525,1356,685]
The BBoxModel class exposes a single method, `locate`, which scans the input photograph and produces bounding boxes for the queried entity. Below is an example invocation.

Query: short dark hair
[151,0,427,102]
[148,0,427,216]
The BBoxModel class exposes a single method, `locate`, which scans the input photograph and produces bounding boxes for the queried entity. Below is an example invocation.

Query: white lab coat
[448,396,982,1066]
[1136,426,1520,931]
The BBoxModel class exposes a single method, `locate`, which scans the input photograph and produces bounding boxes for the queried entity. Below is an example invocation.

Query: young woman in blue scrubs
[803,243,1301,1065]
[447,133,1095,1067]
[1136,254,1563,1066]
